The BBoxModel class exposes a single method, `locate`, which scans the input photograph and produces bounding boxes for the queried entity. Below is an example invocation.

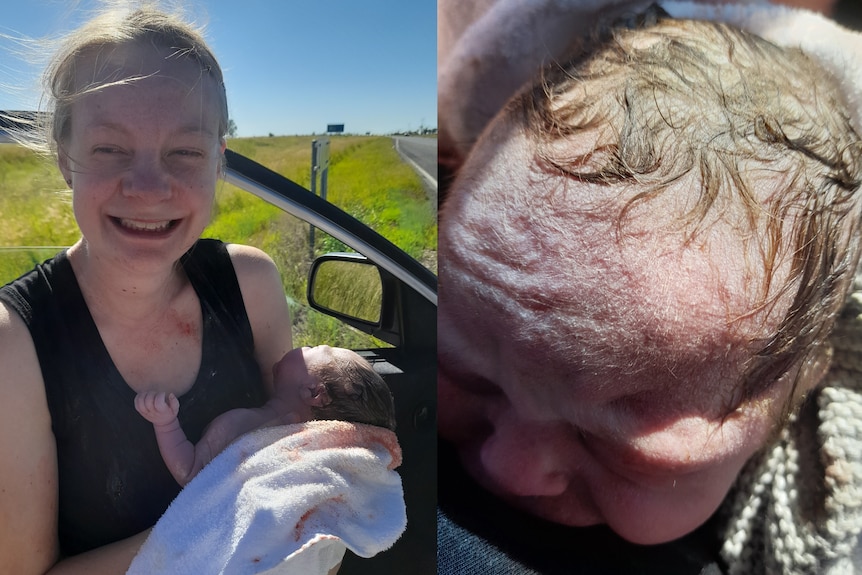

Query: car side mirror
[307,253,383,325]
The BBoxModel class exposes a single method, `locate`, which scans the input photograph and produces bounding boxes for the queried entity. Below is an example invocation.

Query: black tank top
[0,239,267,556]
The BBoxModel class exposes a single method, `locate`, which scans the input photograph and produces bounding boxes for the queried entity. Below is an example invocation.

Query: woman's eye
[170,149,204,158]
[93,146,123,154]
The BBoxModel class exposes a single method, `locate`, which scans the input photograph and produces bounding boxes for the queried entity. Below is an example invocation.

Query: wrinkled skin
[439,0,840,548]
[437,117,822,544]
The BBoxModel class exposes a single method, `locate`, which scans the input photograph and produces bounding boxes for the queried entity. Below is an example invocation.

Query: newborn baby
[135,345,396,486]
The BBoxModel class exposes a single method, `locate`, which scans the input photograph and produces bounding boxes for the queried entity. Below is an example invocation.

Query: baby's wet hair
[513,12,862,415]
[310,352,397,431]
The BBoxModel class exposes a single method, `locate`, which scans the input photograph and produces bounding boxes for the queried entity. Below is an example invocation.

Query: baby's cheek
[594,464,741,545]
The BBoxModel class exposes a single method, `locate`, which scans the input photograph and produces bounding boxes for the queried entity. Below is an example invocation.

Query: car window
[203,179,391,349]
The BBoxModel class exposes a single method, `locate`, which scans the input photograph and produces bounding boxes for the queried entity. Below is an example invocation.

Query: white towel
[438,0,862,168]
[660,1,862,137]
[126,420,406,575]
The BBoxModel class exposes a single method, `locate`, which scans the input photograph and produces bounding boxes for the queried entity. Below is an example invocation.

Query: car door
[224,149,437,575]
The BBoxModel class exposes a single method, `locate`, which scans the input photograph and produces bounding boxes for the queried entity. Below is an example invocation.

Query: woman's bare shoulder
[0,301,44,384]
[0,299,55,457]
[225,243,284,301]
[224,243,293,388]
[226,243,278,272]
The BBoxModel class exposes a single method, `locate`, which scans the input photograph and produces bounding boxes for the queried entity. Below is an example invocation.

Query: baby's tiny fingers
[135,391,156,412]
[167,393,180,414]
[152,392,167,410]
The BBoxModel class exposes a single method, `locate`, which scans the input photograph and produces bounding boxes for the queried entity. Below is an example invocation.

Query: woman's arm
[228,244,294,396]
[0,303,149,575]
[0,303,60,574]
[45,530,149,574]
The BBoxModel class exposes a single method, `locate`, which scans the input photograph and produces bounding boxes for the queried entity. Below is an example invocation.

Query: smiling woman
[0,4,297,574]
[58,48,225,276]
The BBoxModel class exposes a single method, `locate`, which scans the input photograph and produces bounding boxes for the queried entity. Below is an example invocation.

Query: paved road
[393,136,437,204]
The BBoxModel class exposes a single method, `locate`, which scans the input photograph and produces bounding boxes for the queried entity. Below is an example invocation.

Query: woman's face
[438,122,799,545]
[59,41,225,271]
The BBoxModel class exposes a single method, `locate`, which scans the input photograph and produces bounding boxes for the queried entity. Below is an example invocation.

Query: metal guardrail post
[309,137,331,260]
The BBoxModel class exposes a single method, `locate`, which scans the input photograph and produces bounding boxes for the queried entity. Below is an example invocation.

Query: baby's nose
[478,415,573,498]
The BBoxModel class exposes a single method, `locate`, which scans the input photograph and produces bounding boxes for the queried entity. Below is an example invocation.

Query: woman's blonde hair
[13,2,227,157]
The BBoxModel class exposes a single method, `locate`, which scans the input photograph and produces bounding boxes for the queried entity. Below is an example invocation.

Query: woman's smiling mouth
[112,217,179,235]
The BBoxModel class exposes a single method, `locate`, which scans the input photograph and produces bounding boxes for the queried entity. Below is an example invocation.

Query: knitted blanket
[439,0,862,166]
[126,420,407,575]
[718,273,862,575]
[652,4,862,573]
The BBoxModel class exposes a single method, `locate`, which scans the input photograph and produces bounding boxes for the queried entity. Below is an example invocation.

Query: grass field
[0,136,437,347]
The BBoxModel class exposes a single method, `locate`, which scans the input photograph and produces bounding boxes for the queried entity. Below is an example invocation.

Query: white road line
[395,138,437,191]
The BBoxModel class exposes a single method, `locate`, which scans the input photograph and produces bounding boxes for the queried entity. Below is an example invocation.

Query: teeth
[120,219,172,232]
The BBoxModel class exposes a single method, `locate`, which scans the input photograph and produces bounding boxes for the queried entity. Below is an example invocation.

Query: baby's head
[439,13,862,543]
[274,346,396,431]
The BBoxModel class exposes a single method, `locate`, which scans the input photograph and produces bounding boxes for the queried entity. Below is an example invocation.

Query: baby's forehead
[442,119,795,363]
[330,347,363,365]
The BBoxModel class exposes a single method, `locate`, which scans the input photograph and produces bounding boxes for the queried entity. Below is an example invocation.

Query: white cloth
[126,420,406,575]
[439,0,862,168]
[661,2,862,137]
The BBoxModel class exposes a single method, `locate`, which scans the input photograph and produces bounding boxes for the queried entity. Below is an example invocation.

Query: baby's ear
[306,383,332,408]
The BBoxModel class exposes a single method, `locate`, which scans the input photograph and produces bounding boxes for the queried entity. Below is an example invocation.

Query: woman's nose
[122,155,171,201]
[478,414,573,498]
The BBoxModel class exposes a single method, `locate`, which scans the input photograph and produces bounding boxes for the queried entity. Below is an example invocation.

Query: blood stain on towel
[293,495,346,541]
[277,438,311,463]
[330,423,404,470]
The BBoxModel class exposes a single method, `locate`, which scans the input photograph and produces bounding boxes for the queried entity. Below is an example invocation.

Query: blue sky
[0,0,437,137]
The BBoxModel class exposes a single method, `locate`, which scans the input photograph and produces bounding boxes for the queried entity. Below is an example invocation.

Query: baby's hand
[134,391,180,426]
[281,410,306,425]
